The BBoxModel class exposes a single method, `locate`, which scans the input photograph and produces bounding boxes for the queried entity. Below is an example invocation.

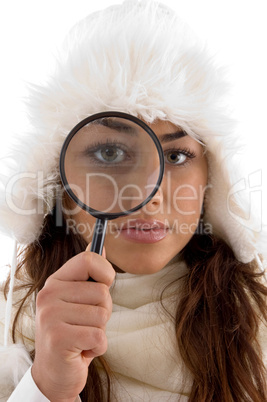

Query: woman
[0,1,266,401]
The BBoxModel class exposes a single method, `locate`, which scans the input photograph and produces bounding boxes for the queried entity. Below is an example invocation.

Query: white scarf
[1,260,266,401]
[97,260,193,401]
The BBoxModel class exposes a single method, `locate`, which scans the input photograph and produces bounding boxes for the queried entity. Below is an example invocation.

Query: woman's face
[68,120,208,274]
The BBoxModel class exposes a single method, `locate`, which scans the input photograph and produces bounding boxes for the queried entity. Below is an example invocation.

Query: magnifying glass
[59,111,164,255]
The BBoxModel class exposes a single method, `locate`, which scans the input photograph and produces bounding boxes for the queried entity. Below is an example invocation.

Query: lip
[118,219,169,243]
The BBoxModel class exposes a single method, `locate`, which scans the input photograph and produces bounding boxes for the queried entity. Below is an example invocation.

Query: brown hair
[5,208,267,401]
[177,234,267,401]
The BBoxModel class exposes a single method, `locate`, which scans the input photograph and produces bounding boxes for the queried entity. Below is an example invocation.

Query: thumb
[86,242,106,259]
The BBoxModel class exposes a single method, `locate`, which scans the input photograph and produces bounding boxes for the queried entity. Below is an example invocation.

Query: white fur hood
[0,0,266,264]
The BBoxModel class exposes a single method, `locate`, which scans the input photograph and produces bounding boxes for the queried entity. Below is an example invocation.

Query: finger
[51,252,115,287]
[50,281,112,308]
[57,324,108,358]
[37,281,112,320]
[51,302,111,329]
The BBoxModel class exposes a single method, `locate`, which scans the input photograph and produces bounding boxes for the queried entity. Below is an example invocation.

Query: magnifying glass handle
[90,218,108,255]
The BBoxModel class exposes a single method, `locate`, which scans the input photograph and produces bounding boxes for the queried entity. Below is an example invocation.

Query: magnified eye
[82,141,132,166]
[165,151,187,165]
[95,145,125,163]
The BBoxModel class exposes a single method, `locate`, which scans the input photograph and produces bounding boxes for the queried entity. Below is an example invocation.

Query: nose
[143,186,164,214]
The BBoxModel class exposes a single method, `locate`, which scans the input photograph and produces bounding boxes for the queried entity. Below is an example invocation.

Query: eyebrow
[93,118,188,142]
[158,130,187,143]
[94,118,137,136]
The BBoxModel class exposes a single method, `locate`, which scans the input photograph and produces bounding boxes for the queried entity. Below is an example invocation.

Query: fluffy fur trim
[0,0,266,263]
[0,344,32,400]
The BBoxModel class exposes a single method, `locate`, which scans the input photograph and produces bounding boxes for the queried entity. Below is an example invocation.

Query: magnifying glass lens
[63,116,162,215]
[60,112,164,255]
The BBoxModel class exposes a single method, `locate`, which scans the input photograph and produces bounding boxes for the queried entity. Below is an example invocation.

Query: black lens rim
[59,111,165,220]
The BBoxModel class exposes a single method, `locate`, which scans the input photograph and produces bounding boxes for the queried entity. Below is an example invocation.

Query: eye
[95,145,125,163]
[165,151,187,165]
[164,147,196,166]
[82,141,131,166]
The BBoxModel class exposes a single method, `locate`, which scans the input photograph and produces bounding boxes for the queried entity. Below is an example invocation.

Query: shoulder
[0,279,35,351]
[0,279,35,400]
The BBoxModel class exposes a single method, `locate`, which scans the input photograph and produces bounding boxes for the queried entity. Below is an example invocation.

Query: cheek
[171,181,204,216]
[69,209,95,243]
[170,160,208,217]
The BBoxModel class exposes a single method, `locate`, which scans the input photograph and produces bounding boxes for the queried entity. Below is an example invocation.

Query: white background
[0,0,267,278]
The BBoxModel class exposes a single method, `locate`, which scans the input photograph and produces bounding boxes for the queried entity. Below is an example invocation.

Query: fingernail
[86,242,92,252]
[102,246,106,259]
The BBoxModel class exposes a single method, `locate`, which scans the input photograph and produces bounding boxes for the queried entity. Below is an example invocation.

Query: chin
[109,253,172,275]
[105,236,182,275]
